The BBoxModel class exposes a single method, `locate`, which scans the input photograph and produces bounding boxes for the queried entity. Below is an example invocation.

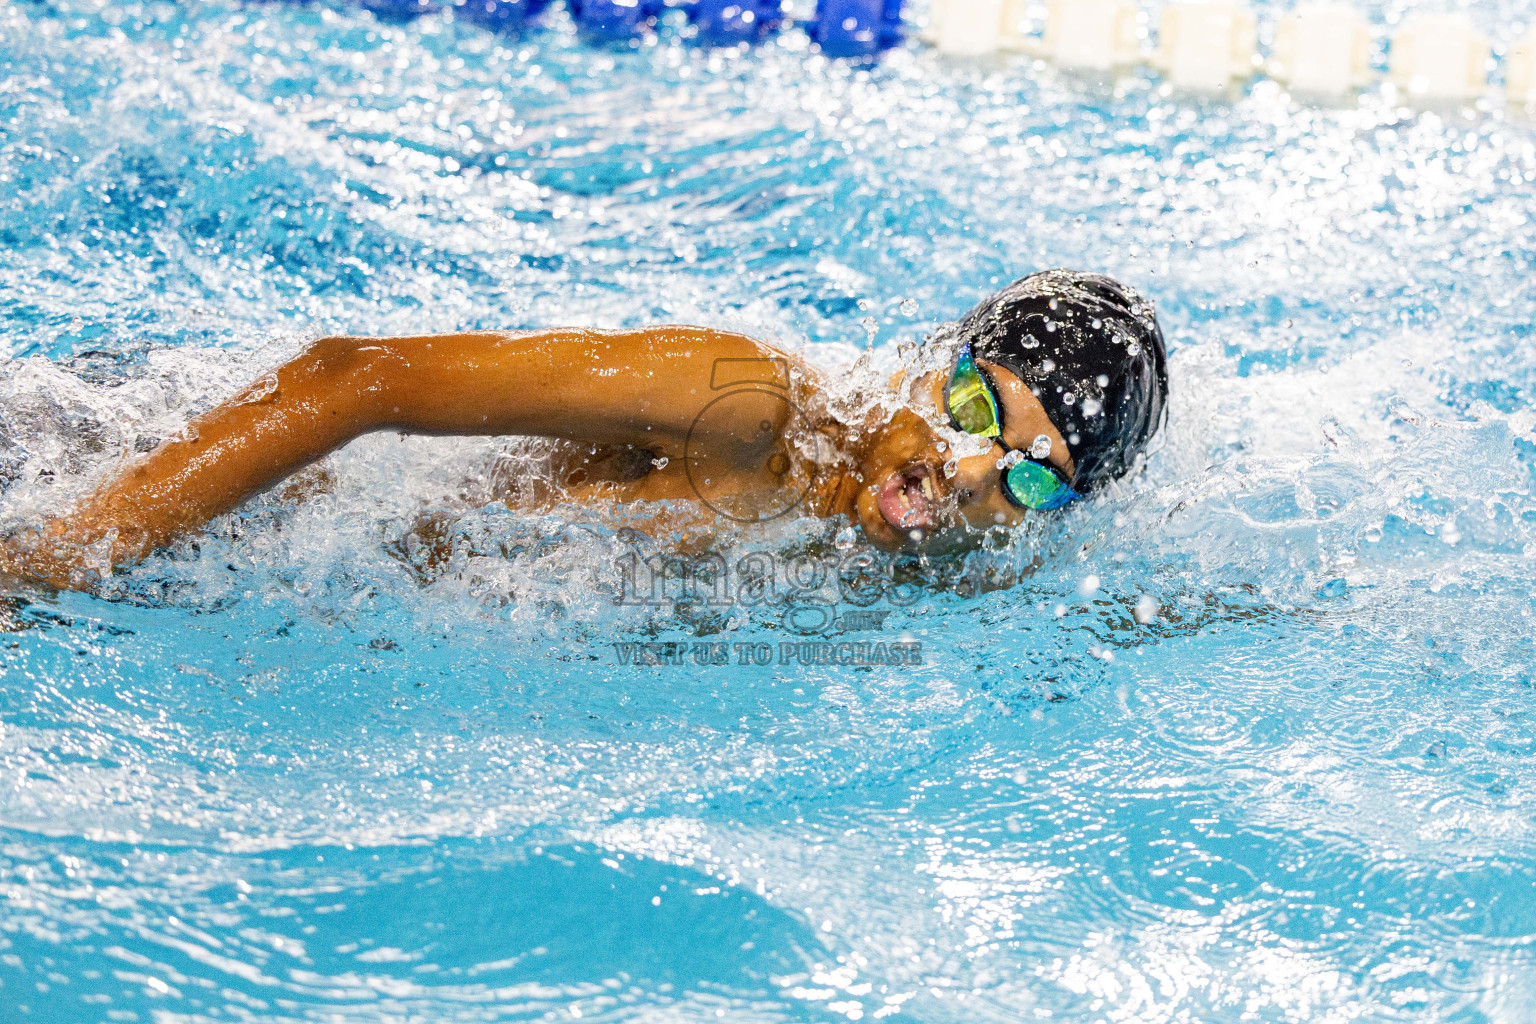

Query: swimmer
[2,270,1168,591]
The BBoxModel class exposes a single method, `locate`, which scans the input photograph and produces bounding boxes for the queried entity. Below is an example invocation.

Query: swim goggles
[946,343,1081,511]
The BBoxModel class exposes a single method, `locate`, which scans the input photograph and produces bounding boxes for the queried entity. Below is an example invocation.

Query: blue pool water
[4,0,1536,1020]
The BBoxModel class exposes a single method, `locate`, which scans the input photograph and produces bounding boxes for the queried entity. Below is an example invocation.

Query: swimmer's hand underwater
[3,271,1168,592]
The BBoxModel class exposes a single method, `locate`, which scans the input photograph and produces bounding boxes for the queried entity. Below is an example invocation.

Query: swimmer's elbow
[301,335,397,380]
[292,335,405,427]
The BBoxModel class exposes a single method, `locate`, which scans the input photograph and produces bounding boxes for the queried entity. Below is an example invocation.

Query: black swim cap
[958,269,1169,493]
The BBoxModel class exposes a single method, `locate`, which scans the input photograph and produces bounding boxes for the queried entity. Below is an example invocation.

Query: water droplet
[651,456,669,469]
[1045,321,1057,333]
[834,527,857,550]
[1081,397,1102,417]
[1134,595,1159,624]
[1090,318,1102,330]
[861,317,878,348]
[1096,374,1109,387]
[68,316,84,332]
[1126,341,1142,356]
[1029,435,1052,459]
[942,459,958,478]
[997,449,1024,471]
[1077,575,1100,597]
[238,372,280,405]
[857,298,872,311]
[935,440,947,454]
[1021,334,1039,349]
[899,298,919,316]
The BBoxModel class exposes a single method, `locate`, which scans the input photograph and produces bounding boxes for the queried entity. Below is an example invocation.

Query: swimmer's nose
[947,450,1004,505]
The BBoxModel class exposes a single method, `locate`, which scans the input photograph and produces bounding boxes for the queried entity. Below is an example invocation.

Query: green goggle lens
[1003,458,1079,511]
[946,350,1002,439]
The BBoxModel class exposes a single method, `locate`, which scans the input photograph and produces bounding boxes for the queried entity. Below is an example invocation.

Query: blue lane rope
[454,0,556,31]
[342,0,906,57]
[356,0,438,22]
[806,0,904,58]
[569,0,666,38]
[686,0,785,46]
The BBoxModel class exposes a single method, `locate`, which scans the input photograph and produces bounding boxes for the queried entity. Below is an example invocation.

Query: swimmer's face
[853,361,1075,553]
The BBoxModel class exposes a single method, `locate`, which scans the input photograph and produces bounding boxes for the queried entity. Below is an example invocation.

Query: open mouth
[877,464,942,533]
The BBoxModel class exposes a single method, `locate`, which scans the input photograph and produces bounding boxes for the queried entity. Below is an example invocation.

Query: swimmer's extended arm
[5,327,795,588]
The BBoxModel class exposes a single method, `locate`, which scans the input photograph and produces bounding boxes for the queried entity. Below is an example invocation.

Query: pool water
[4,0,1536,1020]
